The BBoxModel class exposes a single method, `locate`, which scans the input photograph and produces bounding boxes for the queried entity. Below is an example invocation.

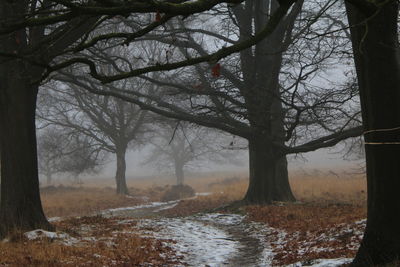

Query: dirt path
[101,200,180,218]
[102,200,272,266]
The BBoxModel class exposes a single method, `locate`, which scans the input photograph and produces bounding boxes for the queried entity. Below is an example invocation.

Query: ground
[0,170,367,266]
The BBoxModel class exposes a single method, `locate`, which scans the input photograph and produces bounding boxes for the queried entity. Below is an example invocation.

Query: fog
[97,143,361,179]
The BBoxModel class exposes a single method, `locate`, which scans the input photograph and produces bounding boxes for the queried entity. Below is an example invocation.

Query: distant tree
[144,121,242,185]
[38,72,151,195]
[37,127,105,185]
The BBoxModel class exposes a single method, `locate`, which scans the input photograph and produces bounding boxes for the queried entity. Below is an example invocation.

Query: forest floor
[0,171,367,266]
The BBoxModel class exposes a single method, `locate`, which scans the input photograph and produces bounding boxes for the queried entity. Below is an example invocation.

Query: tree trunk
[237,0,301,204]
[174,161,185,185]
[346,1,400,265]
[115,146,128,195]
[0,66,52,237]
[244,137,295,204]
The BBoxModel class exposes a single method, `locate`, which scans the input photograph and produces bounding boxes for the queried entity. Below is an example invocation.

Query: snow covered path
[100,199,273,266]
[99,198,355,267]
[139,213,272,267]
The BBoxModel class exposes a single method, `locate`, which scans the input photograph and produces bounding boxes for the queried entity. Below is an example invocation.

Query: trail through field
[100,197,352,267]
[139,213,272,267]
[36,195,359,266]
[101,198,271,266]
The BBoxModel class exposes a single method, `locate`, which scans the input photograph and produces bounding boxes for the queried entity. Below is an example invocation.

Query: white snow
[288,258,353,267]
[48,217,62,222]
[196,213,244,225]
[266,219,365,265]
[138,213,277,267]
[153,202,179,212]
[24,229,79,246]
[137,212,364,266]
[25,193,363,267]
[100,200,181,216]
[139,217,239,267]
[100,192,213,216]
[195,192,213,196]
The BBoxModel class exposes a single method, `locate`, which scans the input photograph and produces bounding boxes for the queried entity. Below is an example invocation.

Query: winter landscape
[1,171,367,266]
[1,0,399,266]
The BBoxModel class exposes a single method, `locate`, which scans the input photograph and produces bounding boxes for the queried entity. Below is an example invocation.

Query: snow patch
[48,217,62,222]
[195,213,244,225]
[288,258,353,266]
[139,216,239,267]
[24,229,79,246]
[138,213,276,267]
[195,192,213,196]
[101,200,180,216]
[153,202,179,212]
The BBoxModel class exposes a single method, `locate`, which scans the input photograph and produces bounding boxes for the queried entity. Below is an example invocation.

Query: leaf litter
[2,193,366,266]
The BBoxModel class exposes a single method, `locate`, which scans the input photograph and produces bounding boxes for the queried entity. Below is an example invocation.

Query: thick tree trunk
[0,69,52,237]
[244,137,295,204]
[346,1,400,265]
[115,146,128,195]
[237,0,301,204]
[174,161,185,185]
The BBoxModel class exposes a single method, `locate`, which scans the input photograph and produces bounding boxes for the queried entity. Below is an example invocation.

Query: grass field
[1,168,367,266]
[40,169,366,218]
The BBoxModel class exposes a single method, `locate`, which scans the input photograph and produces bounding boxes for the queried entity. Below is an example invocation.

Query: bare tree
[37,127,105,185]
[144,121,242,185]
[0,0,293,236]
[0,1,99,235]
[38,75,151,195]
[82,0,361,204]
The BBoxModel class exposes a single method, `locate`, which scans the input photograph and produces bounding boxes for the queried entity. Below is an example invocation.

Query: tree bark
[115,145,129,195]
[0,1,52,236]
[0,1,98,237]
[0,66,52,237]
[236,0,301,204]
[346,1,400,265]
[244,136,295,204]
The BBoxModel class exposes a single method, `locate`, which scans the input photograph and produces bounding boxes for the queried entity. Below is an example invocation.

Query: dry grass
[0,236,172,267]
[161,193,237,217]
[161,171,367,219]
[40,185,171,218]
[2,169,367,266]
[180,170,367,206]
[290,174,367,205]
[245,203,366,265]
[40,171,368,229]
[0,216,180,267]
[49,168,366,206]
[41,187,144,218]
[246,203,366,233]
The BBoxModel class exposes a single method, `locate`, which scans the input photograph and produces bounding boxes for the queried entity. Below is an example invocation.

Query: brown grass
[181,171,367,206]
[246,203,366,233]
[7,169,366,266]
[41,187,144,218]
[245,203,366,265]
[0,216,180,267]
[290,175,367,205]
[40,171,368,228]
[161,193,238,217]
